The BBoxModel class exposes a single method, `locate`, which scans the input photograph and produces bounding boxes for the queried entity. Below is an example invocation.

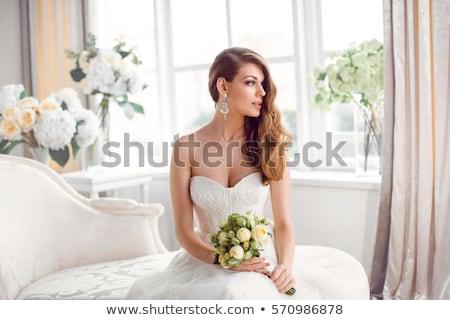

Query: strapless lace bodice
[190,172,269,237]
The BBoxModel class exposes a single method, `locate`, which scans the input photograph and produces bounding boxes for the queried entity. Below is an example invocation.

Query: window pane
[174,70,214,135]
[229,0,293,57]
[321,0,383,52]
[171,0,228,66]
[94,0,157,69]
[327,103,354,132]
[269,63,298,148]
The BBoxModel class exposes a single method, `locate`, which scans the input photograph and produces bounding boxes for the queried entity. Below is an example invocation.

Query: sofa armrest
[86,197,168,254]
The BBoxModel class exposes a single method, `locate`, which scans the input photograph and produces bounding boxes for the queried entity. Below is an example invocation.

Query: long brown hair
[208,47,292,184]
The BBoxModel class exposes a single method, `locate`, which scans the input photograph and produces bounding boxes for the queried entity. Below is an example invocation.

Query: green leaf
[20,90,28,99]
[76,119,85,128]
[314,94,324,103]
[49,146,70,167]
[128,102,145,115]
[0,140,9,153]
[61,101,68,111]
[70,67,86,82]
[71,138,81,159]
[5,140,24,153]
[317,72,327,81]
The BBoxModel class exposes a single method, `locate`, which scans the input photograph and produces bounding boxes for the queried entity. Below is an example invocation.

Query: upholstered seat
[0,155,168,300]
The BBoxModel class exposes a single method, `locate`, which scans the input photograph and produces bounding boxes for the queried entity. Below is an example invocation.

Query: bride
[127,47,369,299]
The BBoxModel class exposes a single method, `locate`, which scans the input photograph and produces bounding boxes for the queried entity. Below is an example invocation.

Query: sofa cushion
[17,252,177,300]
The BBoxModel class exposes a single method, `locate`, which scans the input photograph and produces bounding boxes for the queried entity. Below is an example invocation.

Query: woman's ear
[216,77,228,94]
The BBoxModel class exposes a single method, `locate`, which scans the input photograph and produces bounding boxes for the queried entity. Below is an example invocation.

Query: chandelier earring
[220,92,229,120]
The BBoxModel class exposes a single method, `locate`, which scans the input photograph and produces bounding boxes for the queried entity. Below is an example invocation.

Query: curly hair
[208,47,292,184]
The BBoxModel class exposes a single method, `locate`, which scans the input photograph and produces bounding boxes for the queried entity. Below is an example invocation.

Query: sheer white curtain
[370,0,450,299]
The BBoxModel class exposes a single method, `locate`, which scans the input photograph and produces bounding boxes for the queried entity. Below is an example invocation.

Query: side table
[61,166,153,203]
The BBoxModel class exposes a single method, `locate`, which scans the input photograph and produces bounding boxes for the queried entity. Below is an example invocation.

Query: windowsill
[290,169,381,190]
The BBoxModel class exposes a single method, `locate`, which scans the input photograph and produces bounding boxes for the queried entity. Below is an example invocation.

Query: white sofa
[0,154,176,299]
[0,154,370,300]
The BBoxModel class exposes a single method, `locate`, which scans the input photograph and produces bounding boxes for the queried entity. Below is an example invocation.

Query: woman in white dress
[127,47,369,299]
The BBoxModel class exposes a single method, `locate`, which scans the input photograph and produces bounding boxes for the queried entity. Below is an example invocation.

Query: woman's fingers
[230,257,270,275]
[270,265,296,293]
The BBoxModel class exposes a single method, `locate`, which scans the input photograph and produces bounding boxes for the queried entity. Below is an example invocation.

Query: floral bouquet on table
[311,39,383,170]
[65,33,147,137]
[209,210,296,296]
[0,84,99,167]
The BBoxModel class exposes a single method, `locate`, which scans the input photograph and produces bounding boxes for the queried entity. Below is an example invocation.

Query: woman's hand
[270,264,296,294]
[229,257,271,276]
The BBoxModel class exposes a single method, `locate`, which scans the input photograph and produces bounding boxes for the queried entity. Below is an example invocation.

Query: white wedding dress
[127,172,369,299]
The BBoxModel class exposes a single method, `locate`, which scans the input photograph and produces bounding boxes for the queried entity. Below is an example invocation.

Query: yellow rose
[252,224,270,244]
[17,109,37,132]
[229,245,244,260]
[0,119,21,140]
[2,107,18,121]
[236,227,251,242]
[39,97,59,112]
[17,97,39,109]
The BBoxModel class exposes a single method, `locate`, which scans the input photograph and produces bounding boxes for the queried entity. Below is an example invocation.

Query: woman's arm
[170,136,215,264]
[269,165,296,293]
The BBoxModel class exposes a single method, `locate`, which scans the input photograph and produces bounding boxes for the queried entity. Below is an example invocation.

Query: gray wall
[0,0,23,86]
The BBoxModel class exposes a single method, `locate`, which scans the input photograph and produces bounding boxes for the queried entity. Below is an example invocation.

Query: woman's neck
[209,112,246,142]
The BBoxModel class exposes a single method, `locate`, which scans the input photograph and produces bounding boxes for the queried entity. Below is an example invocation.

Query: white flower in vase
[34,109,76,150]
[52,88,83,112]
[0,84,24,112]
[72,108,100,148]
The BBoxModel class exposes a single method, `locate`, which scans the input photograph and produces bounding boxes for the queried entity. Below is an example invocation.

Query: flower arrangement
[65,33,147,135]
[209,211,272,268]
[209,210,296,296]
[311,39,383,171]
[0,84,99,167]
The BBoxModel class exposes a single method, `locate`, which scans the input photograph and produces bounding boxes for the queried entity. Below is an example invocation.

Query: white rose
[252,224,270,244]
[17,108,37,132]
[16,97,39,110]
[236,228,251,242]
[229,245,244,260]
[2,107,19,121]
[0,119,21,140]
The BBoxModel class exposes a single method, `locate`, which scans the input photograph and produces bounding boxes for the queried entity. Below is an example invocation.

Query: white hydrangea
[0,84,24,112]
[34,109,76,150]
[311,38,383,109]
[71,108,100,147]
[52,88,82,112]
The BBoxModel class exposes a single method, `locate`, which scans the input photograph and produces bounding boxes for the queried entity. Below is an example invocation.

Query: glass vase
[355,127,381,176]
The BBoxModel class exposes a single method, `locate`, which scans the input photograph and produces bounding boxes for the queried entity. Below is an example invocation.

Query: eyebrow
[242,75,264,81]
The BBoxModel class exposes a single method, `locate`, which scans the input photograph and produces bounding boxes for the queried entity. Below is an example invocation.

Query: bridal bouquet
[209,211,296,296]
[209,211,272,269]
[65,33,147,134]
[0,84,99,167]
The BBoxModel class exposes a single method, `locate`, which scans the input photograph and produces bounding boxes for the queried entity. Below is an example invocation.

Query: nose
[258,84,266,97]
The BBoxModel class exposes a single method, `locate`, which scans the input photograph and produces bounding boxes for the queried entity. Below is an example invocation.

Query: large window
[89,0,383,171]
